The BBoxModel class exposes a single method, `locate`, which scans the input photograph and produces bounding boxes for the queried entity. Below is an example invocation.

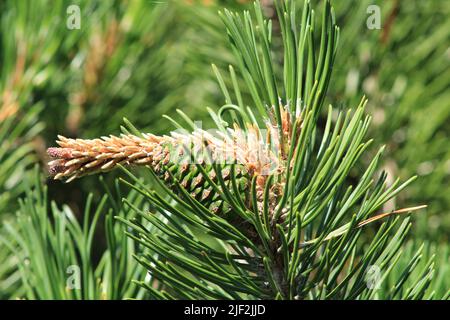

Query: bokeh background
[0,0,448,299]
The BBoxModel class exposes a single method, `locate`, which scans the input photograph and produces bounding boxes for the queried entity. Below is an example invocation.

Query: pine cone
[47,120,290,216]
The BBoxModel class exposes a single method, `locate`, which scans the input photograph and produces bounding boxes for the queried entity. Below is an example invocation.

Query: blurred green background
[0,0,448,299]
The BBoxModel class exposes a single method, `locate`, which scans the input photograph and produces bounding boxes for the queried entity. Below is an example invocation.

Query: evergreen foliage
[0,0,448,300]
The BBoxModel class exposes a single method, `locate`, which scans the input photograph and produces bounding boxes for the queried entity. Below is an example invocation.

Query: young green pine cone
[47,121,289,216]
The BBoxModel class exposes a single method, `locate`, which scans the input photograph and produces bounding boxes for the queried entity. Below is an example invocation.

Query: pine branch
[327,0,450,241]
[0,168,149,299]
[43,0,437,300]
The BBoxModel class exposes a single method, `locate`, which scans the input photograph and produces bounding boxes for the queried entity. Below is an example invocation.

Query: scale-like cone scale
[47,118,292,216]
